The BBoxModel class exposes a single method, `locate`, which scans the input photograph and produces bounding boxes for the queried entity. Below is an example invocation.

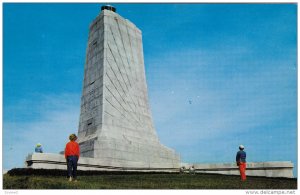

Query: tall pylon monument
[24,5,294,177]
[77,5,180,169]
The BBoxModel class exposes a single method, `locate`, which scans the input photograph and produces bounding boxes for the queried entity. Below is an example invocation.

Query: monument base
[181,162,294,178]
[25,153,294,178]
[25,153,179,172]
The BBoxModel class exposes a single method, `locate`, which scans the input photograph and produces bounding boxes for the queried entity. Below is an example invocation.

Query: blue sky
[3,3,297,176]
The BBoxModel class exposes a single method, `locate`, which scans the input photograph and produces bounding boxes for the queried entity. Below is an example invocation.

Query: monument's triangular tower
[77,5,180,168]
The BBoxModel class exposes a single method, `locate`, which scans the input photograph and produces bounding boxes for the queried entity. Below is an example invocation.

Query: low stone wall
[181,162,294,178]
[25,153,178,172]
[25,153,294,178]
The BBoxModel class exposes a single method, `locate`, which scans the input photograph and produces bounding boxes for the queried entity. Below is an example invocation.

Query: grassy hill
[3,168,297,189]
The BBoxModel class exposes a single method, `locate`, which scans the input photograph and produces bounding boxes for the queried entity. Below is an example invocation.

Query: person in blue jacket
[236,145,246,181]
[35,143,43,153]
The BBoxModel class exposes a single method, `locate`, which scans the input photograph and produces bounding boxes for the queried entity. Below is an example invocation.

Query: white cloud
[147,46,296,161]
[3,93,80,170]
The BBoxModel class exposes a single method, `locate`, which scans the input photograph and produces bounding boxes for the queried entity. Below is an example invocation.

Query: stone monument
[76,5,180,168]
[25,5,294,177]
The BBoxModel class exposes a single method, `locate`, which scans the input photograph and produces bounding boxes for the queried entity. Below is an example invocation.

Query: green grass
[3,171,297,189]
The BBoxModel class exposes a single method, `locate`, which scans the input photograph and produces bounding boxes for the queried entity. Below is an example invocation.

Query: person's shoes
[68,177,72,182]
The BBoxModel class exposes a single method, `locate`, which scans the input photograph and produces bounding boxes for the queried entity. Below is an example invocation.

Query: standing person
[236,145,247,181]
[65,134,80,182]
[35,143,43,153]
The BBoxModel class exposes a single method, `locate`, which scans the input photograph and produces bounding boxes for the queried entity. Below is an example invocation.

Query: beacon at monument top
[101,5,116,12]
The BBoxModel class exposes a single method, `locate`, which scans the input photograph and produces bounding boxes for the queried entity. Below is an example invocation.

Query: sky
[3,3,297,176]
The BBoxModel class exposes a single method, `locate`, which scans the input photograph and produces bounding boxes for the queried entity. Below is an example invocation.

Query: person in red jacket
[65,133,80,182]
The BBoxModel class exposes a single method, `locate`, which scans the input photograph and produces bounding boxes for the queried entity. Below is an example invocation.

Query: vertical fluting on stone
[77,8,180,168]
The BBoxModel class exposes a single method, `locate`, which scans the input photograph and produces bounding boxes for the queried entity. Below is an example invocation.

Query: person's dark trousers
[67,156,78,179]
